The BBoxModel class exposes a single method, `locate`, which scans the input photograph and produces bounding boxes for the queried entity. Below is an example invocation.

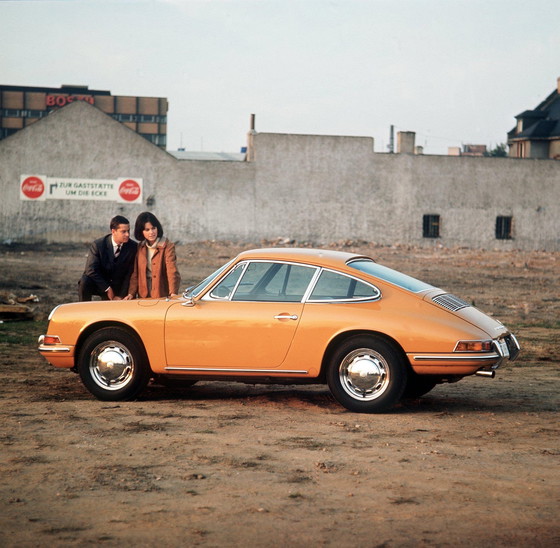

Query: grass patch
[510,320,560,330]
[0,320,48,345]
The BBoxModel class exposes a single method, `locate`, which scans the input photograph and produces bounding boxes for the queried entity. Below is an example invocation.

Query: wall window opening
[496,216,513,240]
[423,214,440,238]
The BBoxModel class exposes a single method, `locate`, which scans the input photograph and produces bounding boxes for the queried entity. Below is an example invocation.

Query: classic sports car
[39,248,520,413]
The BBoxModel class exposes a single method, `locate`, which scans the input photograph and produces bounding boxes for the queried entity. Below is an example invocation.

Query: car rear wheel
[327,335,407,413]
[78,327,151,401]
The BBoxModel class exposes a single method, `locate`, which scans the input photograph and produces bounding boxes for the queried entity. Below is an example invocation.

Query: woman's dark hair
[134,211,164,241]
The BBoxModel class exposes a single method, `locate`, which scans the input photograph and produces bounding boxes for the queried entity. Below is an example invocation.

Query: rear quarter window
[348,259,433,293]
[308,269,380,302]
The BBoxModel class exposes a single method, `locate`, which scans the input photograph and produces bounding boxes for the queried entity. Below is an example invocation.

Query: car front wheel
[77,327,151,401]
[327,335,407,413]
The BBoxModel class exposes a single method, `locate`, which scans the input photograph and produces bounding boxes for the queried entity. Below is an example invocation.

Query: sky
[1,0,559,154]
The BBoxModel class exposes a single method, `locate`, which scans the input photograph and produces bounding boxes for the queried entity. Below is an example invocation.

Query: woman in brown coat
[125,212,181,299]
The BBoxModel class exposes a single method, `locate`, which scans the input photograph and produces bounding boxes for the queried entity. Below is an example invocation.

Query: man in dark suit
[78,215,138,301]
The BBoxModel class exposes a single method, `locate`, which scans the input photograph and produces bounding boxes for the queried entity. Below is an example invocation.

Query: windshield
[186,259,235,298]
[348,259,434,293]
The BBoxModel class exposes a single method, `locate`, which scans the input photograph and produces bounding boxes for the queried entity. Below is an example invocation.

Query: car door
[164,261,318,369]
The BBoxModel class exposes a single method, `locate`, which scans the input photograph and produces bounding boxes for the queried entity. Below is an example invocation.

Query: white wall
[1,101,559,250]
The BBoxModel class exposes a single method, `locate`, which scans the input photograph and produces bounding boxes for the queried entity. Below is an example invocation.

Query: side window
[233,262,274,299]
[309,270,380,302]
[232,262,316,302]
[209,263,245,299]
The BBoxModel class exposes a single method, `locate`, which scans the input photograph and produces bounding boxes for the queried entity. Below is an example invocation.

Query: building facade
[1,100,558,251]
[0,84,168,148]
[508,77,560,160]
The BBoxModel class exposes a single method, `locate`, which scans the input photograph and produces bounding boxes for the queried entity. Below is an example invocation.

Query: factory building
[0,84,168,148]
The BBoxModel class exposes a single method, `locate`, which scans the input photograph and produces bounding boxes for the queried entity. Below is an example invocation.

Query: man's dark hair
[110,215,130,231]
[134,211,164,241]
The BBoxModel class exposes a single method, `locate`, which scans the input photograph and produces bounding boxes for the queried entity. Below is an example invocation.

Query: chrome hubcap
[89,341,134,390]
[339,348,390,401]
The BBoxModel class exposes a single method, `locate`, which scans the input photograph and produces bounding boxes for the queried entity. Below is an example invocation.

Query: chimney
[397,131,416,154]
[246,113,256,162]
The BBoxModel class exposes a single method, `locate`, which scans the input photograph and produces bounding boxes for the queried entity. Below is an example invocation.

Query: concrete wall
[1,101,559,250]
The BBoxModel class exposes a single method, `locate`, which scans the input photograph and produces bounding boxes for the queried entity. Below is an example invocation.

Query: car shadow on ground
[27,369,557,415]
[134,380,557,415]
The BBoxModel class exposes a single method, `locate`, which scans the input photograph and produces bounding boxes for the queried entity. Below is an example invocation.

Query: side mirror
[182,295,195,307]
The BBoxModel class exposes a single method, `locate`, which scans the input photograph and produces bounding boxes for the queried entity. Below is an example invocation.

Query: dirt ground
[0,240,559,547]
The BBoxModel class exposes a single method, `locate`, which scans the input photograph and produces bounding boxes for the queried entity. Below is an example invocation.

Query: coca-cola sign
[20,175,46,200]
[118,179,142,202]
[20,176,143,203]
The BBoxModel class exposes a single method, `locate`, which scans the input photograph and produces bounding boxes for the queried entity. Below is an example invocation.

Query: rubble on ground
[0,292,38,320]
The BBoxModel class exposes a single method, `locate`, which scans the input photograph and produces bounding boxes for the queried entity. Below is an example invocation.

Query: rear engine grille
[432,293,470,312]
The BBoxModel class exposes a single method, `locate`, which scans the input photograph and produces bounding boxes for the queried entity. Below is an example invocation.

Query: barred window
[496,216,512,240]
[423,214,440,238]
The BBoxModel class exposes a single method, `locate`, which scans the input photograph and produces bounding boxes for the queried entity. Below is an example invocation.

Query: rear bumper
[410,333,520,376]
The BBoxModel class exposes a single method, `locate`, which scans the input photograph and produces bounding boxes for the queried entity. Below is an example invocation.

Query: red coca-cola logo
[21,176,45,199]
[118,179,141,202]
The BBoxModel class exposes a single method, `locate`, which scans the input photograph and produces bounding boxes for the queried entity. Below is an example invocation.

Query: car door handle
[274,314,298,320]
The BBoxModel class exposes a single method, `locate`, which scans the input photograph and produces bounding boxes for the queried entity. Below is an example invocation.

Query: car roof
[235,248,372,269]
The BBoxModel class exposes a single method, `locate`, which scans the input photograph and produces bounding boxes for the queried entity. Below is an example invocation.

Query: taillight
[454,340,492,352]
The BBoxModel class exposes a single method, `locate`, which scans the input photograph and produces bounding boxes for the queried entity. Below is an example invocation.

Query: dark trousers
[78,276,110,301]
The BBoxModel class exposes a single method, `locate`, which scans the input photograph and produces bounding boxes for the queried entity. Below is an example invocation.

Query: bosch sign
[46,95,94,108]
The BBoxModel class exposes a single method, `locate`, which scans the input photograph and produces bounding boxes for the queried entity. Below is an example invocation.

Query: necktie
[114,244,121,260]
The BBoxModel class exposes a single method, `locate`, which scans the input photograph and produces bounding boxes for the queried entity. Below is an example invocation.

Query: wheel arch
[74,321,150,371]
[320,329,409,380]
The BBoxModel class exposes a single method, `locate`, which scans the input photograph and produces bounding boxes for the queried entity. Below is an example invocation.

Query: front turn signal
[41,335,61,345]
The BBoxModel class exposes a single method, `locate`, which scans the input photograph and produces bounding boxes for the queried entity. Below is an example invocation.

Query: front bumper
[38,334,71,354]
[38,335,75,368]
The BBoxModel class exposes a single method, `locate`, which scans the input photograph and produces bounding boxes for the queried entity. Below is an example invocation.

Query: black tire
[77,327,151,401]
[403,373,438,399]
[326,335,407,413]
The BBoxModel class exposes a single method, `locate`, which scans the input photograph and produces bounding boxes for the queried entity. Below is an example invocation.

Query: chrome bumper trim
[165,367,308,374]
[38,346,71,353]
[413,353,500,362]
[508,334,521,361]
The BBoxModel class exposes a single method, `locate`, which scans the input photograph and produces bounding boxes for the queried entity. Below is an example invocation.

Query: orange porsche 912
[39,248,520,413]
